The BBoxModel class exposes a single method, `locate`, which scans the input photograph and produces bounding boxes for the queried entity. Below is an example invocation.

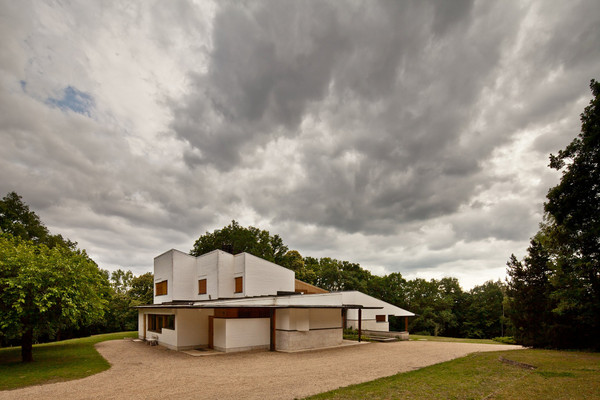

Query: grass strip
[0,331,137,391]
[409,334,502,345]
[306,349,600,400]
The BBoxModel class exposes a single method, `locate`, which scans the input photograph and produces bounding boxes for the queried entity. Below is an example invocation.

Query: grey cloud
[170,1,518,233]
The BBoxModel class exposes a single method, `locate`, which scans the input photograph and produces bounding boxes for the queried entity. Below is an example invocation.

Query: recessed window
[376,315,386,322]
[155,280,167,296]
[234,276,243,293]
[147,314,175,332]
[198,278,207,295]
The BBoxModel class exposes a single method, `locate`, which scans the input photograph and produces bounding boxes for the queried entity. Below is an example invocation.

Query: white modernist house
[137,249,414,352]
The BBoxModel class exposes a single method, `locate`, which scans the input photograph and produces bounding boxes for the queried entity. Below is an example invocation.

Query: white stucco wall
[274,308,343,350]
[218,251,235,297]
[172,251,196,300]
[176,309,213,349]
[347,319,389,332]
[244,253,295,297]
[153,251,174,304]
[309,308,342,329]
[213,318,270,352]
[195,250,219,301]
[213,318,227,350]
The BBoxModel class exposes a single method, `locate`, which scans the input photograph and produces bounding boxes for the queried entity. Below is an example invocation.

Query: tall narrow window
[198,278,207,295]
[155,280,168,296]
[234,276,243,293]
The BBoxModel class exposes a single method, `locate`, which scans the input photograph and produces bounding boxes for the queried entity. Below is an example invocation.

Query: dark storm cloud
[170,0,600,242]
[170,1,515,233]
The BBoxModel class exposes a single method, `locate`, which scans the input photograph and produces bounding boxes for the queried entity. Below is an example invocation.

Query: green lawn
[409,334,502,345]
[306,349,600,399]
[0,331,137,391]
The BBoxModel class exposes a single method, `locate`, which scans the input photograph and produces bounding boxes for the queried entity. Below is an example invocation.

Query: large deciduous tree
[0,234,107,362]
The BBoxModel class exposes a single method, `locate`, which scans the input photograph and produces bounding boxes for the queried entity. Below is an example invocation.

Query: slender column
[358,308,362,342]
[405,316,409,332]
[270,308,277,351]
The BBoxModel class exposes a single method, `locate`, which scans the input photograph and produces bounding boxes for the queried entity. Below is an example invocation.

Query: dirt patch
[0,339,522,400]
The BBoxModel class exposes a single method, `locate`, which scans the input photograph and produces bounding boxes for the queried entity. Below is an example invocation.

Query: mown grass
[0,331,137,391]
[306,349,600,400]
[409,334,501,345]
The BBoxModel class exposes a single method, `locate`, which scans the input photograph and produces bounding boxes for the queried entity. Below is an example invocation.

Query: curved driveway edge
[0,339,523,400]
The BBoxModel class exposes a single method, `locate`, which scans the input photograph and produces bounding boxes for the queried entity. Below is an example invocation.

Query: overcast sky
[1,1,599,289]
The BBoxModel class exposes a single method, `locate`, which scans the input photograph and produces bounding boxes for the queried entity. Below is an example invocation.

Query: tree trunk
[21,327,34,362]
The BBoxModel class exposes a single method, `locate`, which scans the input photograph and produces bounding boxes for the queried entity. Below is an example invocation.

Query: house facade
[137,249,414,352]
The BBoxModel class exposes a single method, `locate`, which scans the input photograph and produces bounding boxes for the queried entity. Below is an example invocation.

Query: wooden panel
[213,307,271,319]
[234,276,243,293]
[294,279,329,294]
[198,279,207,294]
[376,314,386,322]
[208,316,214,349]
[214,308,239,318]
[155,280,167,296]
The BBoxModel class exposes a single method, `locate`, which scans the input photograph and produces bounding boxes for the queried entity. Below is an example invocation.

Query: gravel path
[0,339,522,400]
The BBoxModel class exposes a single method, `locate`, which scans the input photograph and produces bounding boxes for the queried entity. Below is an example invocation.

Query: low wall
[276,328,342,350]
[363,330,409,341]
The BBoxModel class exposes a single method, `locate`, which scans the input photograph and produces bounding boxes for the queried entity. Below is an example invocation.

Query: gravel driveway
[0,339,522,400]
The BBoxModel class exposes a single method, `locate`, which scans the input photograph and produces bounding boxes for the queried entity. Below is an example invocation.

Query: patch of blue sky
[46,86,95,117]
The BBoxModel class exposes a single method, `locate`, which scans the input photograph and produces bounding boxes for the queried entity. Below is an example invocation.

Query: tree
[506,80,600,349]
[403,278,463,336]
[506,238,555,347]
[190,220,289,265]
[544,79,600,348]
[0,192,74,249]
[0,234,107,362]
[129,272,154,305]
[462,280,504,339]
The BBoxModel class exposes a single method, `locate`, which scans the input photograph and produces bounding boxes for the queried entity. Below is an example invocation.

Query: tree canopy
[190,220,288,265]
[0,192,74,249]
[0,234,107,362]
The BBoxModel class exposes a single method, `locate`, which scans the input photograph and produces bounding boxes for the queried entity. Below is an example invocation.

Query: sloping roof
[338,291,415,317]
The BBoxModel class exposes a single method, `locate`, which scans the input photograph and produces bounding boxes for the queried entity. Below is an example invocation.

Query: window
[376,315,386,323]
[147,314,175,332]
[234,276,243,293]
[198,278,207,295]
[155,280,168,296]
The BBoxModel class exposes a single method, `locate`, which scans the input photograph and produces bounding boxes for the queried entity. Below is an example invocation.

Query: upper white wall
[172,251,196,300]
[153,250,174,303]
[195,250,219,301]
[244,253,294,297]
[155,249,295,301]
